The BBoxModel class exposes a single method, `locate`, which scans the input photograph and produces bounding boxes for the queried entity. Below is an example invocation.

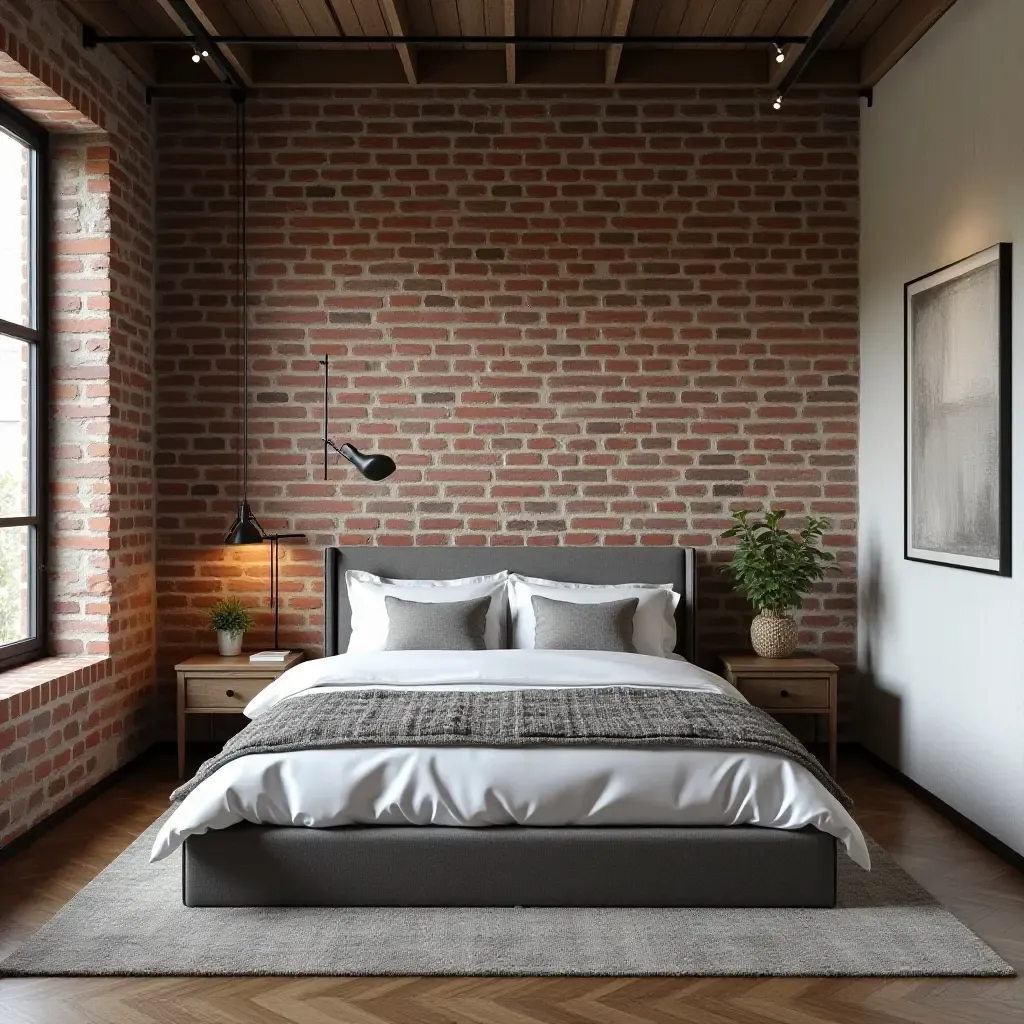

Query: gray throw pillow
[531,595,639,653]
[383,595,491,651]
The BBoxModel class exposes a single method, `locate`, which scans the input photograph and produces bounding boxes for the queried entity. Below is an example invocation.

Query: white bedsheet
[151,650,870,868]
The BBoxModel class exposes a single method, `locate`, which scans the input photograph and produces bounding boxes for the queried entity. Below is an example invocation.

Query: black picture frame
[904,243,1012,577]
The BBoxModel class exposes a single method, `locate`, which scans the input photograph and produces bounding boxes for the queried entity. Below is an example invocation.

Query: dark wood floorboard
[0,749,1021,1023]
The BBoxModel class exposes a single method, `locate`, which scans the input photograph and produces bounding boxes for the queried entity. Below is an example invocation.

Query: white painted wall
[860,0,1024,856]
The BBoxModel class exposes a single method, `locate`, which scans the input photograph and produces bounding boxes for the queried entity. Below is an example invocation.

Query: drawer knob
[225,688,235,698]
[780,688,790,697]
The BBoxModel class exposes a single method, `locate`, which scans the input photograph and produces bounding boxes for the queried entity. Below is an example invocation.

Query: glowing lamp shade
[225,500,265,546]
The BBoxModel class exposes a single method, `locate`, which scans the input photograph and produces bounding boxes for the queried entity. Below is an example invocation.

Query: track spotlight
[772,95,783,110]
[191,45,209,63]
[774,43,786,63]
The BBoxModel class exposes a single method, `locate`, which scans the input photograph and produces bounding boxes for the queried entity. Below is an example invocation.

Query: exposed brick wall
[0,0,155,848]
[155,88,859,694]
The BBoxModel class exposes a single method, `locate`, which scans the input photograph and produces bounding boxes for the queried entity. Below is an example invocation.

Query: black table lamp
[266,532,304,652]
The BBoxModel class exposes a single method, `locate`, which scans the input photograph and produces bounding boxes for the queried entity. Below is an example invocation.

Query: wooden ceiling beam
[153,0,254,87]
[234,47,860,88]
[605,0,637,85]
[861,0,958,87]
[379,0,418,85]
[769,0,833,90]
[503,0,515,85]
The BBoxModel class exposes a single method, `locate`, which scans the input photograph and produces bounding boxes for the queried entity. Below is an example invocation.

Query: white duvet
[152,650,870,868]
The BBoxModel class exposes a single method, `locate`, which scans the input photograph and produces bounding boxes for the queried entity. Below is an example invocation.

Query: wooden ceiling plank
[267,0,315,33]
[576,0,608,50]
[305,0,345,34]
[326,0,370,37]
[843,0,901,48]
[242,0,290,32]
[653,0,688,34]
[62,0,157,82]
[704,0,747,35]
[861,0,957,86]
[457,0,487,35]
[625,0,659,35]
[753,0,799,34]
[503,0,515,83]
[552,0,581,37]
[431,0,462,35]
[108,0,180,33]
[288,0,344,47]
[605,0,637,83]
[222,0,267,34]
[532,0,557,38]
[730,0,765,33]
[482,0,499,34]
[378,0,419,83]
[769,0,831,88]
[191,0,247,35]
[404,0,434,33]
[680,0,718,35]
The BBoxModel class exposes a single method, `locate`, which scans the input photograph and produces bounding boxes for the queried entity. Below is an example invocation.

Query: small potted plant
[720,508,837,659]
[208,598,254,657]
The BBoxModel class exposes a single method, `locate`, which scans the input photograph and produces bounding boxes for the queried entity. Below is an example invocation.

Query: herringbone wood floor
[0,749,1021,1023]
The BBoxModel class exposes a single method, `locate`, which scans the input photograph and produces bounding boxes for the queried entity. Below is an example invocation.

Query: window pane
[0,525,30,646]
[0,128,32,328]
[0,335,29,515]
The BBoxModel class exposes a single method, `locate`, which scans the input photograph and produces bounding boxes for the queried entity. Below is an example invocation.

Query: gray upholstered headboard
[324,547,697,662]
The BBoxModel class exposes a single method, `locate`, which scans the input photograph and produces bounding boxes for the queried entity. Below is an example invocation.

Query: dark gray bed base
[182,547,835,910]
[183,825,837,908]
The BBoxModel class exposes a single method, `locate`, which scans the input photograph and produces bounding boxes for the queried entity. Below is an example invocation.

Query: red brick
[0,0,155,851]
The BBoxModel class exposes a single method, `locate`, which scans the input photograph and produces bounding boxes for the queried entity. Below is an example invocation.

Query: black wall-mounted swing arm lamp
[320,356,397,482]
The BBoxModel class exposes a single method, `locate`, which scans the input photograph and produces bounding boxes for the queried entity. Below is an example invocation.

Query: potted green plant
[720,508,837,658]
[208,598,254,657]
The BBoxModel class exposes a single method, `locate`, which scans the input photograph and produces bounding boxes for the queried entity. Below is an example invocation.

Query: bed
[159,547,867,908]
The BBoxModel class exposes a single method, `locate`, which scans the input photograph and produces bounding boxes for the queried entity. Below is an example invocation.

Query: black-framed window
[0,100,47,671]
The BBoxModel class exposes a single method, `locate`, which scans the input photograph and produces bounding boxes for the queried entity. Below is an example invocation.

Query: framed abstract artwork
[904,243,1012,576]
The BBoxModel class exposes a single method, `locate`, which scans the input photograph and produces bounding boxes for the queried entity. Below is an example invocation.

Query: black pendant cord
[239,94,249,502]
[270,535,278,648]
[235,97,244,504]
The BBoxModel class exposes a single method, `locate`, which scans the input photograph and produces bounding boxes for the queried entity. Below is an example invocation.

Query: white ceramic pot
[750,611,798,659]
[217,630,243,657]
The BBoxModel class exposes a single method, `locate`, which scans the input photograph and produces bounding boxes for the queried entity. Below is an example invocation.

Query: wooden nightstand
[719,653,838,777]
[175,652,304,778]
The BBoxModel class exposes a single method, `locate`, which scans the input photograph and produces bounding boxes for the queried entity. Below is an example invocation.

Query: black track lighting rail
[774,0,856,102]
[166,0,248,90]
[84,30,810,48]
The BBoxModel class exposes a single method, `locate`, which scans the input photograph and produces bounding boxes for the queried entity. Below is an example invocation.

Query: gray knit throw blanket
[172,687,850,808]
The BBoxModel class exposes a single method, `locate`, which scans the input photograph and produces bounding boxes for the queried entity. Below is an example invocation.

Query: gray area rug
[0,814,1014,977]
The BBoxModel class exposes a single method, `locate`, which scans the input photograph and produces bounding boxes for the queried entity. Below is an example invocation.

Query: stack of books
[249,651,290,663]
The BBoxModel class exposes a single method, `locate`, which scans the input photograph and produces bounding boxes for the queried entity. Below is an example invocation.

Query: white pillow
[508,574,679,658]
[346,570,508,653]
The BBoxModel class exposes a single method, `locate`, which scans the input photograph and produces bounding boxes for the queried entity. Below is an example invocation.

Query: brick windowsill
[0,656,112,723]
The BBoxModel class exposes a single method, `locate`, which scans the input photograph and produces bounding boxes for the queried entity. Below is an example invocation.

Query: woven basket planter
[750,612,798,658]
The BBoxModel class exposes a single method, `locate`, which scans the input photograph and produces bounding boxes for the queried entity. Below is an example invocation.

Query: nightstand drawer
[186,676,268,710]
[736,675,831,710]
